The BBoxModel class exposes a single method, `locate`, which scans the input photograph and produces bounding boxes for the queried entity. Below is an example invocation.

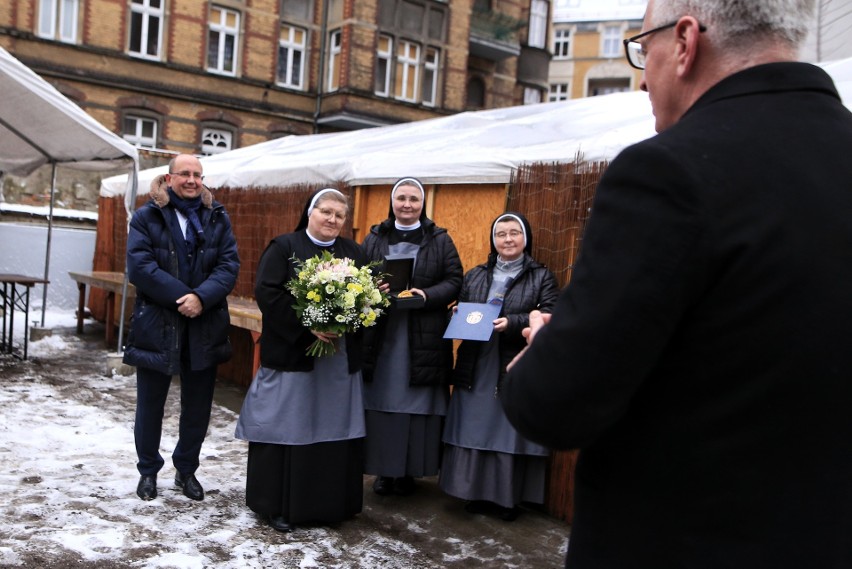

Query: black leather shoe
[175,471,204,501]
[464,500,490,515]
[136,474,157,501]
[267,515,294,533]
[394,475,416,496]
[499,506,520,521]
[372,476,394,495]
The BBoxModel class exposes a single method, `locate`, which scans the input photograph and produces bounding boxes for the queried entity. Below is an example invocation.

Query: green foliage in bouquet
[287,251,390,357]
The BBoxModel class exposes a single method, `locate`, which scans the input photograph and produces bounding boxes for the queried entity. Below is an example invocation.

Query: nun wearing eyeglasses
[361,177,463,497]
[235,188,367,533]
[438,212,558,521]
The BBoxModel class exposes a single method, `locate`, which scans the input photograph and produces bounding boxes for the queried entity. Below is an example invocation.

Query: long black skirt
[246,438,364,524]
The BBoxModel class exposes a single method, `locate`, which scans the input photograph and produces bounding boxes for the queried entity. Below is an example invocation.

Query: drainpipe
[314,0,330,134]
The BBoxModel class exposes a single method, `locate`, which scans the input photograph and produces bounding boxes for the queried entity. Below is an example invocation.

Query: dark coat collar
[685,62,840,121]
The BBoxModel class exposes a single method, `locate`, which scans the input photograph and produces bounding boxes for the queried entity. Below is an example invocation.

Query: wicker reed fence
[93,182,353,300]
[507,159,606,524]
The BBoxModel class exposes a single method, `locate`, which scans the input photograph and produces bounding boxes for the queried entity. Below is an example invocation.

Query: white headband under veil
[391,178,425,202]
[307,188,346,216]
[492,213,527,249]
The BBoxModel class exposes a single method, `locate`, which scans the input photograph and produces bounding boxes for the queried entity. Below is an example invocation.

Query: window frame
[395,39,421,103]
[37,0,80,43]
[327,29,341,92]
[601,24,622,58]
[122,114,159,149]
[374,0,446,107]
[277,23,307,89]
[553,28,570,59]
[466,76,486,109]
[528,0,548,49]
[200,126,234,155]
[375,34,393,97]
[523,86,542,105]
[548,83,570,102]
[421,46,439,107]
[128,0,164,60]
[207,5,241,76]
[587,77,631,96]
[280,0,313,22]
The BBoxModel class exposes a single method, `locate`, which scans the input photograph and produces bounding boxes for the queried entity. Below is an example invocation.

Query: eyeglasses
[623,21,707,70]
[495,230,523,240]
[170,170,205,181]
[315,207,346,221]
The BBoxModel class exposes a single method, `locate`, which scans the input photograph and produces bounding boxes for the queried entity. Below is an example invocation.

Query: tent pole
[40,163,57,327]
[116,168,139,355]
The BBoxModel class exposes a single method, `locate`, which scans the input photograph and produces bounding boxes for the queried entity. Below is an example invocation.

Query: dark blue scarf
[168,188,204,248]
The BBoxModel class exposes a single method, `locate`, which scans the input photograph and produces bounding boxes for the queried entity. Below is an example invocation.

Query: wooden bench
[1,273,50,360]
[68,271,132,348]
[68,271,263,375]
[224,295,262,377]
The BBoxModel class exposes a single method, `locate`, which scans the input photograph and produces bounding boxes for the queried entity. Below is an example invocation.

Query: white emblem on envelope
[466,311,484,324]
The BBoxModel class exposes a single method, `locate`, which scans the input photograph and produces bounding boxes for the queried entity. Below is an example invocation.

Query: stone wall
[1,152,171,214]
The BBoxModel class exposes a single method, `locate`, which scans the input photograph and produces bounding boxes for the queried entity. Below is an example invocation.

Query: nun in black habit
[439,212,558,520]
[361,177,463,496]
[235,188,367,532]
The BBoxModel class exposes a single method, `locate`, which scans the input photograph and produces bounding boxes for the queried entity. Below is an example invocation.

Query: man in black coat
[124,154,239,502]
[501,1,852,567]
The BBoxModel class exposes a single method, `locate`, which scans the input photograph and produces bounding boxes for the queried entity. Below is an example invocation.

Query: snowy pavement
[0,315,569,568]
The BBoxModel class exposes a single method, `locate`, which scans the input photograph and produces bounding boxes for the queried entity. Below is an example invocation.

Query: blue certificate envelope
[443,302,502,341]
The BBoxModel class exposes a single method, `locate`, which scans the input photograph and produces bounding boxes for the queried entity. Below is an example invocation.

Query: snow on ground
[0,312,570,568]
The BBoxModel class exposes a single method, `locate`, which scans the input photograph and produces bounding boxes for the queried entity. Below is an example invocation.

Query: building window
[549,83,569,101]
[375,1,446,106]
[395,40,421,102]
[208,6,240,76]
[38,0,79,43]
[327,29,341,92]
[281,0,312,21]
[421,46,439,106]
[553,28,570,58]
[277,24,306,89]
[466,77,485,109]
[528,0,548,49]
[588,77,630,96]
[601,25,621,58]
[201,127,233,155]
[128,0,163,59]
[380,0,446,41]
[524,87,542,104]
[375,34,393,97]
[122,115,158,149]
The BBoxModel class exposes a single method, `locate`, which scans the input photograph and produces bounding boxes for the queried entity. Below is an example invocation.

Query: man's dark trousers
[134,346,217,477]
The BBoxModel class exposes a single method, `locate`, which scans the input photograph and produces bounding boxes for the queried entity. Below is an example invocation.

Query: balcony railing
[468,8,524,61]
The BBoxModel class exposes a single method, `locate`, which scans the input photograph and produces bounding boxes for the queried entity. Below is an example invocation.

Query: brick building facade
[0,0,553,158]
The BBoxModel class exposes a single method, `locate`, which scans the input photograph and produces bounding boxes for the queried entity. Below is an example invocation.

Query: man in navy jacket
[502,1,852,567]
[124,154,239,502]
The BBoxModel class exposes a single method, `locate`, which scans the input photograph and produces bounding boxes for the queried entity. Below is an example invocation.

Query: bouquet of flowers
[287,250,390,357]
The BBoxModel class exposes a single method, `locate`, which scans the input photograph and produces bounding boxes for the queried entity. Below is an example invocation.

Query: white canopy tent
[101,90,657,201]
[0,46,139,328]
[820,57,852,103]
